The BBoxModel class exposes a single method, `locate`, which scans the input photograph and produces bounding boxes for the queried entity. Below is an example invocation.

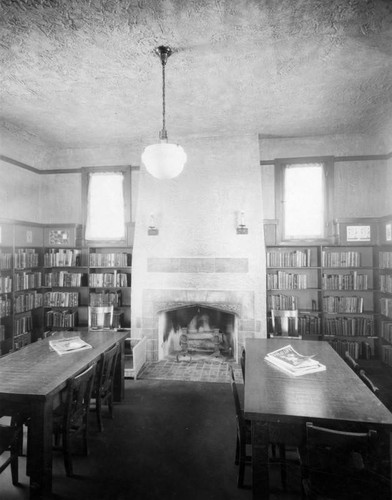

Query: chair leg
[278,443,287,490]
[96,395,103,432]
[108,394,114,420]
[10,438,19,485]
[62,430,73,477]
[237,438,247,488]
[235,435,240,465]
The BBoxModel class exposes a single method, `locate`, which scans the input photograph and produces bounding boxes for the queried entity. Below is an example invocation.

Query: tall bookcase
[43,225,88,331]
[266,245,376,358]
[0,221,133,356]
[87,246,132,329]
[376,216,392,368]
[0,222,45,355]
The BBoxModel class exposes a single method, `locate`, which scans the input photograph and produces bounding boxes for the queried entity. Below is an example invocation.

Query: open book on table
[265,344,326,376]
[49,336,92,356]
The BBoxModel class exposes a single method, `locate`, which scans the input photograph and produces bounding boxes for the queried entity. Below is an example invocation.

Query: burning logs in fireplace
[176,327,224,362]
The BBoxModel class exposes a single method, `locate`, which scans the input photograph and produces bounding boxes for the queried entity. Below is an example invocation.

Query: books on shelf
[264,344,326,376]
[49,335,92,356]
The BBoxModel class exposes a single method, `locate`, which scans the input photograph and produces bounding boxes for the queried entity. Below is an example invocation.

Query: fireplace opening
[158,305,237,361]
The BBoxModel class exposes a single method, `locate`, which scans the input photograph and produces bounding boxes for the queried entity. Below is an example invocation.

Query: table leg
[251,420,270,500]
[28,398,53,498]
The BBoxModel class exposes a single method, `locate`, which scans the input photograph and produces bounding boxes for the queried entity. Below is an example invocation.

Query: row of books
[329,338,374,360]
[88,272,129,288]
[299,315,322,335]
[45,309,77,328]
[267,271,308,290]
[321,272,369,291]
[267,294,298,311]
[323,316,374,336]
[0,252,12,270]
[321,251,361,268]
[43,291,79,308]
[0,325,5,341]
[44,249,82,267]
[0,297,11,317]
[0,275,12,293]
[89,252,131,268]
[89,291,122,306]
[14,271,42,291]
[380,321,392,344]
[381,344,392,367]
[14,249,39,269]
[14,291,43,313]
[13,332,31,350]
[322,296,364,313]
[266,249,312,268]
[380,297,392,318]
[14,314,33,335]
[380,274,392,293]
[44,271,83,287]
[379,251,392,269]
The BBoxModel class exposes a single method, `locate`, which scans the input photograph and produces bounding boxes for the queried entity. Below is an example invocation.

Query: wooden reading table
[0,329,129,498]
[244,338,392,499]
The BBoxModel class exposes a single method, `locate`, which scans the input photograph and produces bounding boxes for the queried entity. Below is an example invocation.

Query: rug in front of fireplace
[137,359,243,384]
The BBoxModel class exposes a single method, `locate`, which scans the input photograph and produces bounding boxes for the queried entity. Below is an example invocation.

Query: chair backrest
[96,342,119,394]
[304,422,379,499]
[359,369,379,396]
[344,350,361,373]
[240,349,246,383]
[88,305,114,330]
[64,363,96,427]
[228,365,246,434]
[270,309,300,338]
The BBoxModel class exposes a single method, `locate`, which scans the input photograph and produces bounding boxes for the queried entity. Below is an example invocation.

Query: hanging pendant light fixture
[142,46,187,180]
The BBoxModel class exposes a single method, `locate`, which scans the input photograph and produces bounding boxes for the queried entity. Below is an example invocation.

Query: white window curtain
[284,163,324,240]
[85,172,125,241]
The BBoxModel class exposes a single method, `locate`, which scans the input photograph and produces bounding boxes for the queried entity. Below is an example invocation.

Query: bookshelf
[376,216,392,369]
[266,243,376,357]
[87,246,132,329]
[266,245,322,337]
[43,225,88,331]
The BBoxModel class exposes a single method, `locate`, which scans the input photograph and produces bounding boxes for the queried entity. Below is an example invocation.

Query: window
[275,159,333,241]
[83,168,131,242]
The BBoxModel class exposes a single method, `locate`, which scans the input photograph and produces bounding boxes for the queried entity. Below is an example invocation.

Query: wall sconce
[148,213,159,236]
[236,211,248,234]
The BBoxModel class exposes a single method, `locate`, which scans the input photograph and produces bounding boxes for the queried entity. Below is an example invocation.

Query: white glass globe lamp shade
[142,141,187,180]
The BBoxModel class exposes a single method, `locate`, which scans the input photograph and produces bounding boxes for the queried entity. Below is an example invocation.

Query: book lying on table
[49,336,92,356]
[265,344,326,376]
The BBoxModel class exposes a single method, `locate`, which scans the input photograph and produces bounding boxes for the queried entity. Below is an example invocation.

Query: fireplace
[158,304,237,361]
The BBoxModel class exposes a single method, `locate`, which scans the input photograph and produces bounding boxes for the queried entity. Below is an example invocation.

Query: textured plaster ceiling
[1,0,392,149]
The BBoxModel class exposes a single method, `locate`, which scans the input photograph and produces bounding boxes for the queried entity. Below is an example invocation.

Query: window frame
[81,166,132,246]
[274,157,334,244]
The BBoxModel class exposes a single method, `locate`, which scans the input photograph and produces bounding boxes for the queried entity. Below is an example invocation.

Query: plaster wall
[39,174,82,224]
[0,159,41,222]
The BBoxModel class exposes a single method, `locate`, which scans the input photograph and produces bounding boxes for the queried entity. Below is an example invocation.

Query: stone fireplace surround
[137,288,261,363]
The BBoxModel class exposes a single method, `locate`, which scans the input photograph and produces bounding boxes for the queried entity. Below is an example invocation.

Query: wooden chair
[0,416,23,485]
[359,369,379,396]
[344,350,361,373]
[228,364,296,490]
[91,342,120,432]
[88,305,114,330]
[270,309,301,338]
[228,363,251,488]
[240,348,246,383]
[53,363,96,477]
[301,422,388,499]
